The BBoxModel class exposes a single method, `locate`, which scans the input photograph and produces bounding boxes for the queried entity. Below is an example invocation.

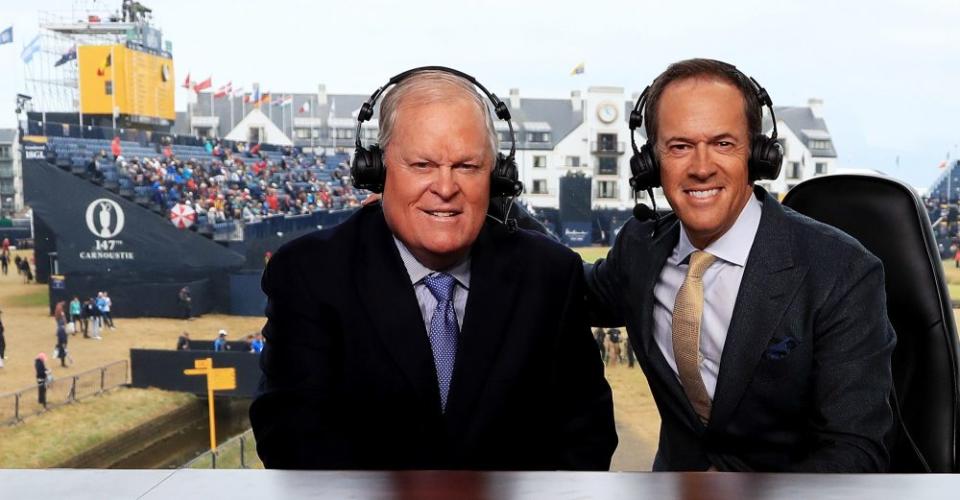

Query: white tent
[224,108,294,146]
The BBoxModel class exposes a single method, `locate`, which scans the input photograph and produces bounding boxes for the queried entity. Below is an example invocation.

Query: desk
[3,469,957,499]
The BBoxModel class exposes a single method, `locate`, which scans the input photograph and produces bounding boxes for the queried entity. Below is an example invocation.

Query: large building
[175,85,838,211]
[0,129,23,217]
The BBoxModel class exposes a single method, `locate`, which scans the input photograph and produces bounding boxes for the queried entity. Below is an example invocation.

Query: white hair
[378,70,500,159]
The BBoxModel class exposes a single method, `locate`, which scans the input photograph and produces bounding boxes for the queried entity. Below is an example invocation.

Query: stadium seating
[41,133,366,240]
[784,173,960,473]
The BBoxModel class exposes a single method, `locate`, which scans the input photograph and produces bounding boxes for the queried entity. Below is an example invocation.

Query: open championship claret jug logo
[80,198,135,260]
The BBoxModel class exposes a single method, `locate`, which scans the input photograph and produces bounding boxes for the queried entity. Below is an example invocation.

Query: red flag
[182,72,191,89]
[214,82,232,99]
[192,76,212,93]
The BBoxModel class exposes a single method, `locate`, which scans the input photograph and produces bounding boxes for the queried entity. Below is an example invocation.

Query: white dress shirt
[393,237,470,331]
[652,195,763,400]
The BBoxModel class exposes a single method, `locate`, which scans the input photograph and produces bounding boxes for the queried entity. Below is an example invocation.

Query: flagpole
[310,94,316,152]
[110,45,117,132]
[77,46,85,137]
[229,91,234,133]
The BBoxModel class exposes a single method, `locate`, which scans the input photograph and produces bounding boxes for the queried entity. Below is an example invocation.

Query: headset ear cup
[629,142,661,191]
[491,153,522,197]
[350,144,386,193]
[748,136,784,182]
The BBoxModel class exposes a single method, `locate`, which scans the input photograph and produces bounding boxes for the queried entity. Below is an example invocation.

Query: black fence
[129,349,261,398]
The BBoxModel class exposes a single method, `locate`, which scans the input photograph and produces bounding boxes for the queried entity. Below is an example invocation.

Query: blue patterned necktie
[423,272,459,412]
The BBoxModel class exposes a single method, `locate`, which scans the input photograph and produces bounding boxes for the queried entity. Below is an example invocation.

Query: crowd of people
[87,139,366,225]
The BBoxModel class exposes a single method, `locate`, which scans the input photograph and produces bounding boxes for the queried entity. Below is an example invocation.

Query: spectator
[99,292,115,329]
[593,327,607,362]
[85,297,102,340]
[69,296,82,334]
[176,332,190,351]
[250,332,264,354]
[55,318,69,368]
[111,136,122,159]
[213,330,229,352]
[35,353,50,407]
[0,250,8,276]
[605,328,622,367]
[178,286,192,320]
[0,310,5,368]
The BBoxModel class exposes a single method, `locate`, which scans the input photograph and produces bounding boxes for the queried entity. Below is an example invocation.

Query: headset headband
[354,66,516,159]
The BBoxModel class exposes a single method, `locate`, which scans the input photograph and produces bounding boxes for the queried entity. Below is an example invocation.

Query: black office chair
[783,173,960,472]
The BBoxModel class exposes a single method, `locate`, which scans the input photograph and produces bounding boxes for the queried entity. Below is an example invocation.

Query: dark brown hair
[644,58,762,149]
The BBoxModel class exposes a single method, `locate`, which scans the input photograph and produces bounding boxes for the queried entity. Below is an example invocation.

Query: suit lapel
[709,191,807,430]
[356,207,442,412]
[443,222,519,424]
[632,218,699,422]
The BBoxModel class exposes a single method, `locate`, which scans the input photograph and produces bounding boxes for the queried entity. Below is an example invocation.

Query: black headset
[350,66,523,199]
[627,66,784,195]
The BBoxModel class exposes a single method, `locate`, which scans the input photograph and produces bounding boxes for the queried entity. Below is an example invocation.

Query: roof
[769,106,837,158]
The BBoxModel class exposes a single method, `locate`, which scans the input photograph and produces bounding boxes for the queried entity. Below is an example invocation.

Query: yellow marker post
[184,358,237,452]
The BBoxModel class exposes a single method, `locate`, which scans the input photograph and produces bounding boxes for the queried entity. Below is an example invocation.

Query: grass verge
[0,387,195,468]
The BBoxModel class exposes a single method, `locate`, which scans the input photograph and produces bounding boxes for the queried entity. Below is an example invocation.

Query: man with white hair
[251,67,616,471]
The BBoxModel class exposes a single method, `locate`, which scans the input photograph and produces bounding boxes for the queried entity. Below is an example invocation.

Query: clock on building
[597,102,618,124]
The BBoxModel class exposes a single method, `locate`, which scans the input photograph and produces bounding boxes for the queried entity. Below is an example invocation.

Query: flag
[54,45,77,67]
[258,92,271,106]
[192,76,212,93]
[214,82,232,99]
[0,26,12,46]
[21,35,40,64]
[272,94,285,106]
[298,100,311,114]
[281,95,293,107]
[242,93,252,104]
[939,160,948,169]
[232,86,244,98]
[182,72,191,89]
[570,62,585,76]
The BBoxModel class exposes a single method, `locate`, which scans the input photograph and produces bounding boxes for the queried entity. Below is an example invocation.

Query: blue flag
[54,45,77,67]
[21,35,40,63]
[0,26,12,45]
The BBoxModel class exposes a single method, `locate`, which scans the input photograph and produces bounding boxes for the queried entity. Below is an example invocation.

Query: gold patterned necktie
[672,250,717,424]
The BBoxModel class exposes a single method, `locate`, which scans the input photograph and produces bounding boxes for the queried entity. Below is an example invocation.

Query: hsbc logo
[85,198,125,238]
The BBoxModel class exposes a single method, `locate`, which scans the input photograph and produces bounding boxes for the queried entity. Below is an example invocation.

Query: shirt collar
[676,193,763,267]
[393,236,471,289]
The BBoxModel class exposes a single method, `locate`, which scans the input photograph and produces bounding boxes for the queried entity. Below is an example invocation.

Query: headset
[627,65,784,200]
[350,66,523,202]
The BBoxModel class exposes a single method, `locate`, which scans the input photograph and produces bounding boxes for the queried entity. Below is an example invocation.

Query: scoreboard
[78,44,175,125]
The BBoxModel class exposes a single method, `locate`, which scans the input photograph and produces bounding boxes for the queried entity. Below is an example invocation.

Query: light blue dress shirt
[652,195,763,400]
[393,237,470,331]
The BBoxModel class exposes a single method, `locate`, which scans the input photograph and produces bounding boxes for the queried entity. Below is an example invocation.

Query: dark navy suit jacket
[587,187,896,472]
[251,203,617,470]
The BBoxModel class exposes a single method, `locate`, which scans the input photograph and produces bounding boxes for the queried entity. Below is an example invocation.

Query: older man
[250,68,616,470]
[587,59,895,472]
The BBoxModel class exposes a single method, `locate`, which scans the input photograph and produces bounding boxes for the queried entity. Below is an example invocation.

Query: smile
[422,209,462,218]
[685,188,721,199]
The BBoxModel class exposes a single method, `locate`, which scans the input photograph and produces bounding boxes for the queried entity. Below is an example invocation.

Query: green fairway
[573,247,610,264]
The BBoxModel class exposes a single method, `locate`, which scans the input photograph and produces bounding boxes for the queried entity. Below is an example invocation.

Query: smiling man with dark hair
[587,58,896,472]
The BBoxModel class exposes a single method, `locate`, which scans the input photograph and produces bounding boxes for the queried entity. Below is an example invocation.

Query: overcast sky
[1,0,957,188]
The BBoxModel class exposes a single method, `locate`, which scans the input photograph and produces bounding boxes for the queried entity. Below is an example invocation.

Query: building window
[0,146,9,159]
[566,156,580,167]
[533,156,547,168]
[527,132,550,143]
[809,139,832,150]
[499,131,512,143]
[596,133,618,152]
[597,157,618,175]
[787,161,801,179]
[334,128,354,140]
[295,128,311,139]
[597,180,618,199]
[815,162,827,175]
[532,179,548,194]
